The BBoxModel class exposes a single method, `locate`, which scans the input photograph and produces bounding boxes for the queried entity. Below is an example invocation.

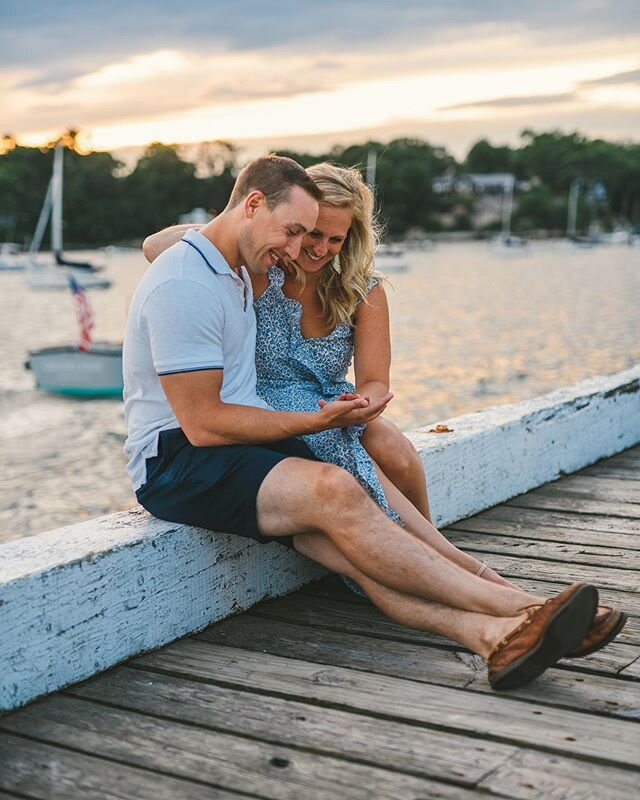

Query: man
[124,155,608,691]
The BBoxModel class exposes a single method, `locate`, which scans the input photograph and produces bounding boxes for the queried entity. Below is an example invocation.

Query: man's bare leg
[257,458,544,617]
[372,463,518,589]
[293,530,526,658]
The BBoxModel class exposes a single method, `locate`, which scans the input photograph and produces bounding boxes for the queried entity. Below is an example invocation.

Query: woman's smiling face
[295,205,353,274]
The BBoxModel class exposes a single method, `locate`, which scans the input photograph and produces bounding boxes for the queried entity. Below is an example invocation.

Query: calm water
[1,241,638,542]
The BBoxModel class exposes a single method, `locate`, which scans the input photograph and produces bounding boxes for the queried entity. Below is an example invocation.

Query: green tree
[465,139,513,174]
[121,143,198,237]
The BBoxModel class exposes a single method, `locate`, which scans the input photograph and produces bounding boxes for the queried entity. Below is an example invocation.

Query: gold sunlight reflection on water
[380,240,640,430]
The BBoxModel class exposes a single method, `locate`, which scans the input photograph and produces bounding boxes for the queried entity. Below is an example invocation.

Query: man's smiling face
[243,185,318,276]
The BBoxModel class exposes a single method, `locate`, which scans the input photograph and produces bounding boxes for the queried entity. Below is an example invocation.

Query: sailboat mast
[567,179,580,238]
[501,175,515,240]
[366,149,377,191]
[29,177,54,255]
[51,145,64,258]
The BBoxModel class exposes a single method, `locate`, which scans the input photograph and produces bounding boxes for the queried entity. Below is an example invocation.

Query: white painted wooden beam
[409,366,640,528]
[1,366,638,712]
[0,515,325,713]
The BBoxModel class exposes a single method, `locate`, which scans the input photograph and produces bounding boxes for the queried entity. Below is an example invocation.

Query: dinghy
[26,272,122,397]
[25,343,123,397]
[375,245,409,272]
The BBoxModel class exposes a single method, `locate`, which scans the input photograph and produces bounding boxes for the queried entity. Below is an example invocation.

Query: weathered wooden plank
[479,748,640,800]
[254,588,640,650]
[67,666,516,786]
[581,464,640,481]
[197,613,640,708]
[0,733,246,800]
[446,516,640,548]
[0,698,488,800]
[132,640,640,767]
[466,504,640,534]
[503,578,640,619]
[480,552,640,592]
[607,447,640,462]
[198,615,479,687]
[507,492,640,519]
[444,531,640,569]
[620,657,640,680]
[531,475,640,504]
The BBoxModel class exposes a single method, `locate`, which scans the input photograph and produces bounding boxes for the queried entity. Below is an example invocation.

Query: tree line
[0,129,638,247]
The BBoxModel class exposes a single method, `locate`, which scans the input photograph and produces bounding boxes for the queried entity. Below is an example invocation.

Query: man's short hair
[228,154,322,210]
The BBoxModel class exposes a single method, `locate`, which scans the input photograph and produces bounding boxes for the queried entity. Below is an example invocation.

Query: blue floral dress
[254,266,400,525]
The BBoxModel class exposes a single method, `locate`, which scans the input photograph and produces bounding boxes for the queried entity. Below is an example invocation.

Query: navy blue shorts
[136,428,318,544]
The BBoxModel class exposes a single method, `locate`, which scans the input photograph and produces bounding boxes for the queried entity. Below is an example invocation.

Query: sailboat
[495,175,526,247]
[367,149,410,273]
[26,145,111,289]
[566,179,592,247]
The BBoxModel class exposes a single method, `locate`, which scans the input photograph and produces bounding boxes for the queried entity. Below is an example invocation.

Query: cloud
[580,67,640,86]
[440,93,576,111]
[2,0,639,75]
[3,2,639,148]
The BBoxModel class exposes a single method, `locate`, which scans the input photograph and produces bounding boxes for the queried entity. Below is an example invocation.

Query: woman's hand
[316,392,393,429]
[317,392,363,407]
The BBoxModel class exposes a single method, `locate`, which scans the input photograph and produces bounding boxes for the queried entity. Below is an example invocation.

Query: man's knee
[313,462,366,507]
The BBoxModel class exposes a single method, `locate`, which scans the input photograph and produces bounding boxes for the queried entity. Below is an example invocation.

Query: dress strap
[356,277,379,306]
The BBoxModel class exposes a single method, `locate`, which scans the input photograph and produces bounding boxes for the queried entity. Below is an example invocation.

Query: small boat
[375,245,409,272]
[26,263,111,290]
[25,343,123,397]
[0,255,25,271]
[0,243,26,271]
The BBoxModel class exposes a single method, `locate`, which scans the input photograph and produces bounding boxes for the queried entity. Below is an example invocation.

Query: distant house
[433,172,528,195]
[178,207,214,225]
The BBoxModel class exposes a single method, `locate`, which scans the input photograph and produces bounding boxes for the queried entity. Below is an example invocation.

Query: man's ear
[244,190,266,218]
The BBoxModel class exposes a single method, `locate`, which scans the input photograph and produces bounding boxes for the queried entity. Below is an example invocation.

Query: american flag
[67,275,94,351]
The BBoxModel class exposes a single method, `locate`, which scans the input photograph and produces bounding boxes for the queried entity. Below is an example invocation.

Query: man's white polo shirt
[123,229,270,491]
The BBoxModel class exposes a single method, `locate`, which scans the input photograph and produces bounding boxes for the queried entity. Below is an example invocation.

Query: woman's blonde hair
[300,162,381,330]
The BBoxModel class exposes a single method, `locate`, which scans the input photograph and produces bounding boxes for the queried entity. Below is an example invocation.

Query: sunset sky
[3,1,639,160]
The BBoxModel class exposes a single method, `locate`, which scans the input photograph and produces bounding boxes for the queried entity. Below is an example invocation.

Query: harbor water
[1,240,639,543]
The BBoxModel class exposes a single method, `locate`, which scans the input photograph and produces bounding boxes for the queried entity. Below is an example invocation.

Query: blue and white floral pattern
[255,266,400,524]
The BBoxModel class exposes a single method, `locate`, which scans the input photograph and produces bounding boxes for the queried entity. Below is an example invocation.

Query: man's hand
[316,392,393,429]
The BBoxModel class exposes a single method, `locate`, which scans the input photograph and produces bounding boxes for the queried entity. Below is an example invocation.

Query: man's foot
[566,606,627,658]
[488,582,598,691]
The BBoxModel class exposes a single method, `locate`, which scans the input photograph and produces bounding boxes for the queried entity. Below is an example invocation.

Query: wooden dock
[1,446,639,799]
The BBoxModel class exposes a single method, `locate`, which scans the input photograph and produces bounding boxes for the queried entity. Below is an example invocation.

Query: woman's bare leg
[371,459,519,589]
[361,417,432,521]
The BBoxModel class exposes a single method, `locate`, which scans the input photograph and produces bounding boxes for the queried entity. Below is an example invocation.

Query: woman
[252,163,514,586]
[144,162,509,588]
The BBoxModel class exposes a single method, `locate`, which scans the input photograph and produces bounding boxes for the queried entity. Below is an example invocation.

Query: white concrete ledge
[1,366,639,712]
